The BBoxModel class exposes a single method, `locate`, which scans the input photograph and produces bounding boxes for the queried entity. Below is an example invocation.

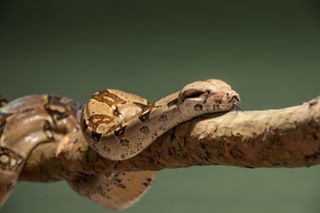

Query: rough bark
[20,97,320,182]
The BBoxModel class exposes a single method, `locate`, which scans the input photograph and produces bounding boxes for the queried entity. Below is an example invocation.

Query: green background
[1,0,320,212]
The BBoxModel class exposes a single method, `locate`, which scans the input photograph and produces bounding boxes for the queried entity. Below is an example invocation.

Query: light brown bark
[20,97,320,182]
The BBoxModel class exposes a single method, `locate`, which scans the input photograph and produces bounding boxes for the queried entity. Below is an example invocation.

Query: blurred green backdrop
[0,0,320,212]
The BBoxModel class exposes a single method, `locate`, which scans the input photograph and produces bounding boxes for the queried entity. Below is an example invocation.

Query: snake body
[0,79,240,210]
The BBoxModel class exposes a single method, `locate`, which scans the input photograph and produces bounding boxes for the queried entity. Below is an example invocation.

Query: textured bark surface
[20,97,320,182]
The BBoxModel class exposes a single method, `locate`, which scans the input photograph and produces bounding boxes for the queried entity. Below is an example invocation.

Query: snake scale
[0,79,240,210]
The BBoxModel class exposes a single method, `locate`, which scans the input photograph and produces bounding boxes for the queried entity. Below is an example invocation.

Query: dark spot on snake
[215,99,222,105]
[167,98,178,107]
[309,99,318,107]
[112,106,121,116]
[159,114,168,121]
[44,105,68,121]
[138,110,151,122]
[142,177,152,187]
[114,126,126,138]
[0,147,24,171]
[142,182,149,187]
[140,126,150,135]
[92,90,127,106]
[120,139,130,146]
[81,119,88,131]
[43,120,52,131]
[48,95,81,117]
[21,108,35,113]
[91,131,102,142]
[213,104,220,110]
[194,104,203,111]
[180,89,205,103]
[47,96,63,105]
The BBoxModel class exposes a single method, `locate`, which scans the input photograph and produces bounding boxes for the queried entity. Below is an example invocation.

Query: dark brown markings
[142,177,152,187]
[0,96,8,108]
[194,104,203,111]
[21,108,35,113]
[43,120,52,131]
[87,114,117,134]
[112,106,121,116]
[44,105,68,121]
[114,126,126,138]
[228,95,240,103]
[91,90,127,106]
[138,103,155,122]
[213,104,221,111]
[42,120,55,140]
[180,89,205,103]
[140,126,150,135]
[120,139,130,146]
[309,98,318,107]
[0,112,12,138]
[167,98,178,107]
[47,95,63,105]
[92,131,102,142]
[159,114,168,122]
[47,95,82,119]
[0,146,24,171]
[111,173,127,189]
[102,145,111,152]
[81,118,88,132]
[138,110,151,122]
[214,99,222,105]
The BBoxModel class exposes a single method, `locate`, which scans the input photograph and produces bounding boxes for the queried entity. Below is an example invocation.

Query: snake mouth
[232,103,242,112]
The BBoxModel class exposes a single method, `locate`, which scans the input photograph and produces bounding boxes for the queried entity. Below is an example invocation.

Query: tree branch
[20,97,320,182]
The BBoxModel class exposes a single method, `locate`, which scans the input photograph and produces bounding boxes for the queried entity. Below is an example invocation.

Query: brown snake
[0,79,240,210]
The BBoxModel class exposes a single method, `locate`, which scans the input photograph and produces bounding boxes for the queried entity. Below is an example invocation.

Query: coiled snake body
[0,79,240,210]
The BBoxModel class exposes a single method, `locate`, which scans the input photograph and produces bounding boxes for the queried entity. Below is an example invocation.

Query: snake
[0,79,240,210]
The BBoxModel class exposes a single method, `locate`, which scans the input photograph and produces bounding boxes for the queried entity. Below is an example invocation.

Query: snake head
[177,79,240,115]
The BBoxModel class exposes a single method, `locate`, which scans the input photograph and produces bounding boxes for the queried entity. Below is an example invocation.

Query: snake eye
[180,89,205,103]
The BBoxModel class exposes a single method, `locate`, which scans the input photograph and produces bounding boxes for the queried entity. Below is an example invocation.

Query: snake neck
[125,92,203,144]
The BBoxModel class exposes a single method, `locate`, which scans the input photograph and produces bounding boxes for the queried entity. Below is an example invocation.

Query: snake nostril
[229,95,240,103]
[233,95,240,102]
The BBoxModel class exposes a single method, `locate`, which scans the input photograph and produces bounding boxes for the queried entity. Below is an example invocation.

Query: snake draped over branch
[0,79,240,210]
